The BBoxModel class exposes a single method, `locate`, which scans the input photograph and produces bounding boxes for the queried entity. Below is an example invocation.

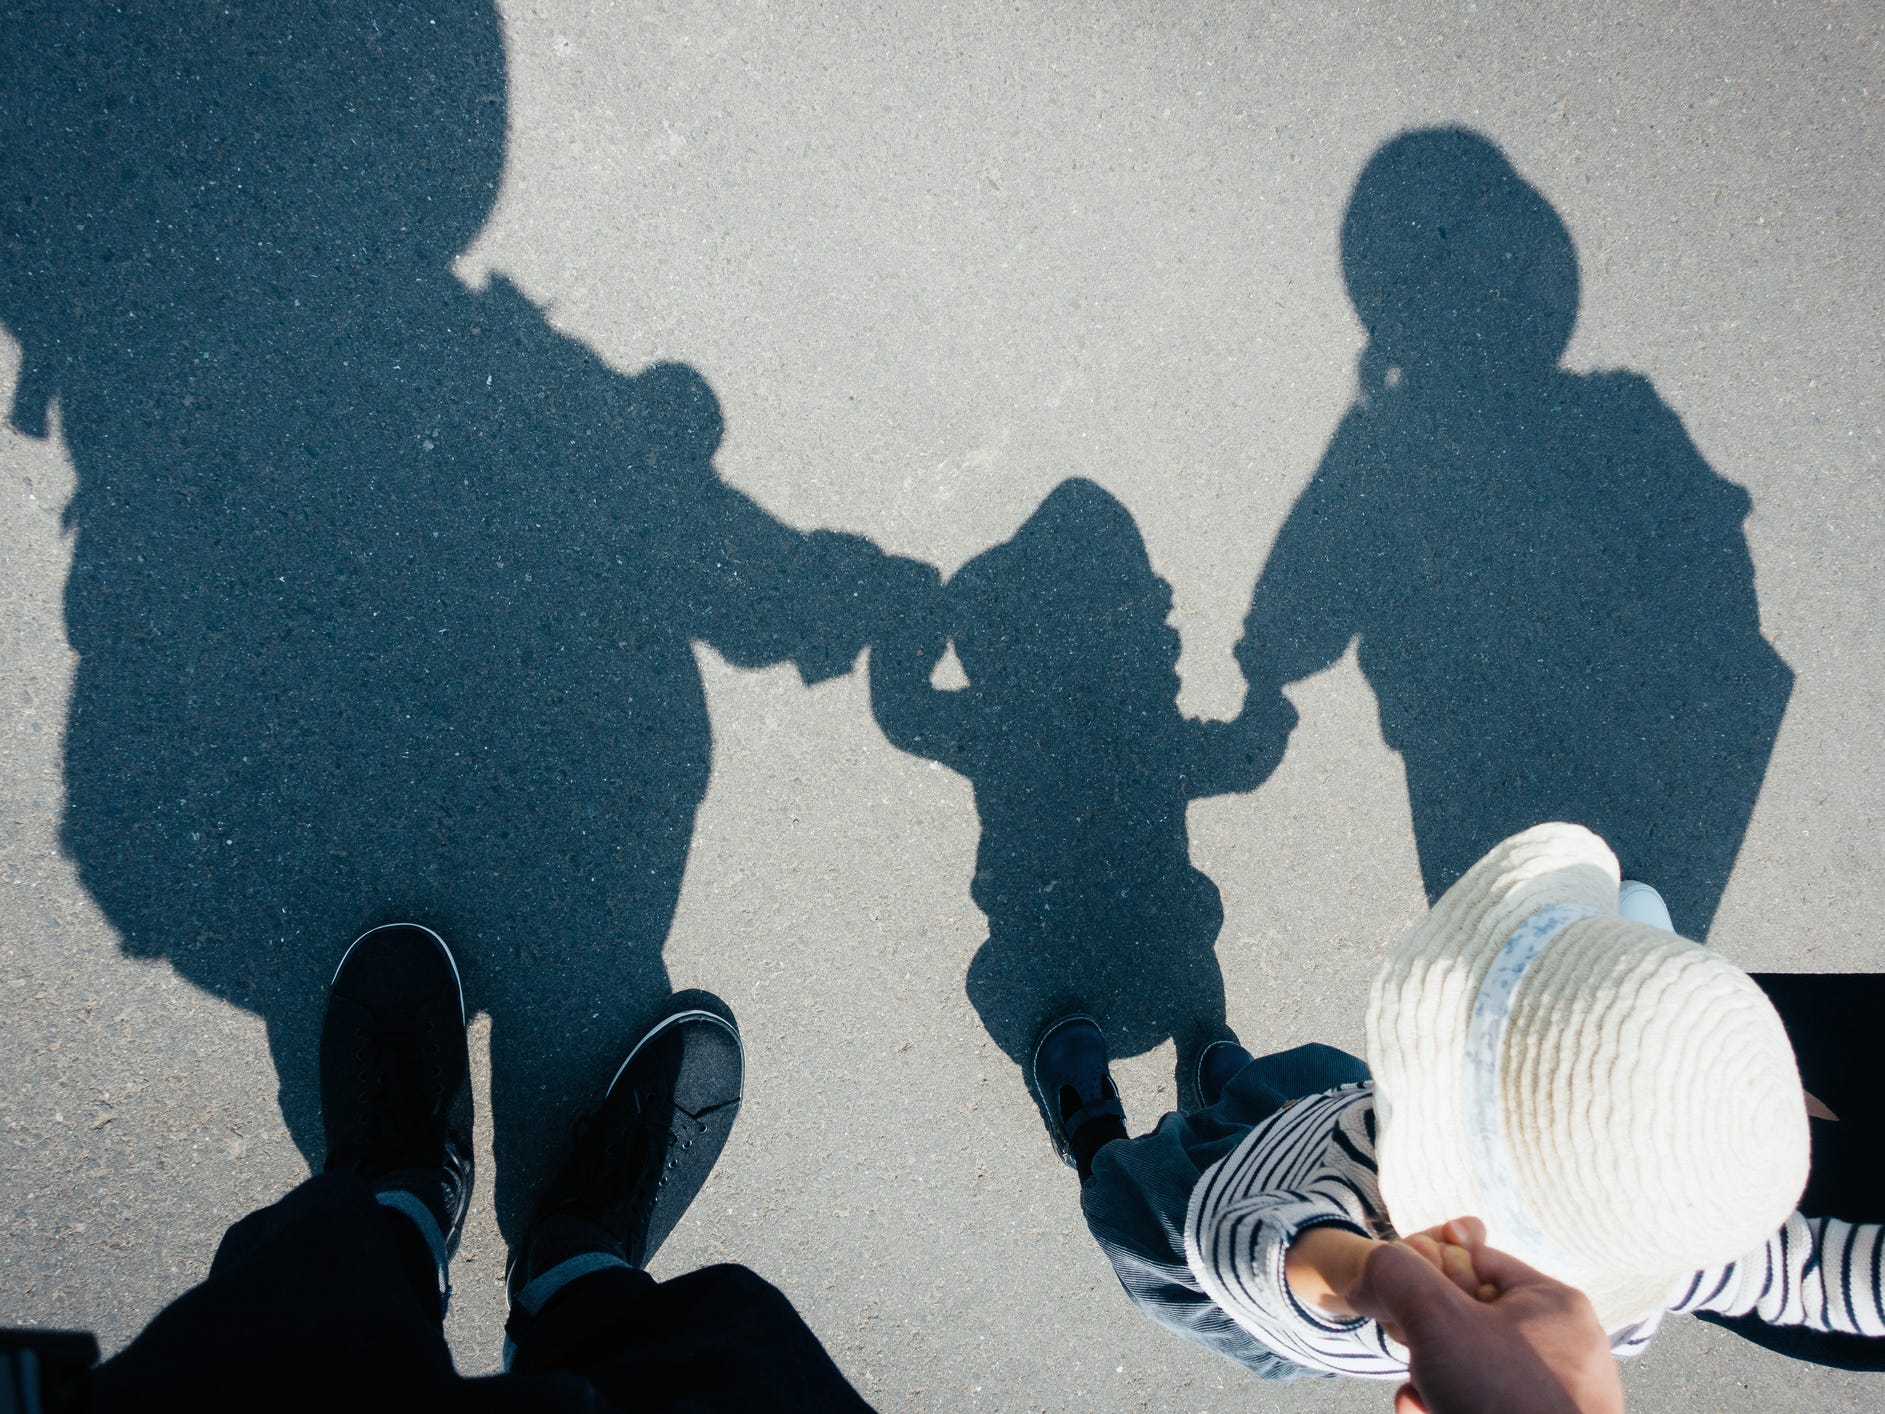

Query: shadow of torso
[1248,365,1792,934]
[1241,127,1793,937]
[956,681,1228,1063]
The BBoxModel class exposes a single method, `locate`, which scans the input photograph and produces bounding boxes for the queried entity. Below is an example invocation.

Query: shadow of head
[9,1,505,259]
[1341,127,1579,383]
[1,0,506,431]
[947,477,1181,703]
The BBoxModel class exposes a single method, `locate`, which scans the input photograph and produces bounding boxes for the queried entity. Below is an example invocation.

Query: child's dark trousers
[1078,1041,1372,1382]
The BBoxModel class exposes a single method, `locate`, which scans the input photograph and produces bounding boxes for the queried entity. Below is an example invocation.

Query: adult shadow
[0,1,893,1243]
[1238,127,1792,937]
[869,479,1294,1101]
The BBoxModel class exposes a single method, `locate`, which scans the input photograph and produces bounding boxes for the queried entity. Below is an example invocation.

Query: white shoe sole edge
[331,922,466,1026]
[606,1007,745,1102]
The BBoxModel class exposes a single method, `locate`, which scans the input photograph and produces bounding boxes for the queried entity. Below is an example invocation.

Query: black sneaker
[320,923,474,1261]
[1195,1038,1256,1110]
[508,993,743,1297]
[1030,1014,1127,1178]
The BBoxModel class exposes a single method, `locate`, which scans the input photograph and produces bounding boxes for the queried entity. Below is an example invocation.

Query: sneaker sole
[331,922,466,1027]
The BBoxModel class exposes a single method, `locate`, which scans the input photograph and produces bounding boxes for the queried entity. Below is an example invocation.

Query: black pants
[1696,974,1885,1372]
[84,1173,872,1412]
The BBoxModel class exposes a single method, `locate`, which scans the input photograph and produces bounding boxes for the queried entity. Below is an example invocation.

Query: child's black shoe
[1031,1014,1128,1180]
[1195,1039,1256,1110]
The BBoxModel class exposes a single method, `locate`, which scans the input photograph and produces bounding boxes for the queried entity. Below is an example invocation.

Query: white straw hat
[1364,822,1808,1331]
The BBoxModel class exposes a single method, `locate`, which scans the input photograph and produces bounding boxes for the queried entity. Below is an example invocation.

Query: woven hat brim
[1363,822,1798,1331]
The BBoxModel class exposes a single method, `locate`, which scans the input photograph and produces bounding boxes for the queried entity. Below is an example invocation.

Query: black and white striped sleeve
[1182,1088,1412,1378]
[1671,1214,1885,1337]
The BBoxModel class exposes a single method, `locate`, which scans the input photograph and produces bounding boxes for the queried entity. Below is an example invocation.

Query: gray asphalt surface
[3,2,1882,1409]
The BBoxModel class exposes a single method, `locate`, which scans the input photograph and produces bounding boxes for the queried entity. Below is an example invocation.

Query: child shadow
[870,479,1294,1101]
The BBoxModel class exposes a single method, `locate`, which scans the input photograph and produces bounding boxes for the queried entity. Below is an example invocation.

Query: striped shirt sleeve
[1673,1214,1885,1337]
[1179,1083,1742,1376]
[1183,1086,1413,1378]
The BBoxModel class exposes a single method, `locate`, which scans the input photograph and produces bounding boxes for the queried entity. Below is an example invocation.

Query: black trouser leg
[504,1263,874,1412]
[1074,1116,1130,1182]
[1696,974,1885,1371]
[83,1178,877,1409]
[87,1173,457,1410]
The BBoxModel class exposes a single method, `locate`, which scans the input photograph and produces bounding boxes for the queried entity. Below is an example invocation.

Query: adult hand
[1345,1223,1624,1414]
[794,535,945,685]
[878,553,947,629]
[1285,1219,1485,1323]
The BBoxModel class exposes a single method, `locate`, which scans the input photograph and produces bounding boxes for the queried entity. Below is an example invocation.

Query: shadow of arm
[1235,419,1374,705]
[1183,689,1300,801]
[689,477,891,684]
[865,565,969,769]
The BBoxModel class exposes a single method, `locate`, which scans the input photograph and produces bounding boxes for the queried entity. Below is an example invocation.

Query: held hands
[1395,1220,1500,1314]
[1284,1221,1485,1329]
[796,535,943,686]
[861,552,950,677]
[1286,1218,1624,1414]
[879,553,949,663]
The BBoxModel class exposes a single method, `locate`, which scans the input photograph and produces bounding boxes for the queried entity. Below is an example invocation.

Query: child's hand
[1400,1218,1500,1304]
[1284,1227,1386,1319]
[1285,1220,1501,1338]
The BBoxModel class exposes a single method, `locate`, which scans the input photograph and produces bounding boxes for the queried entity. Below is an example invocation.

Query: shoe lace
[559,1093,709,1218]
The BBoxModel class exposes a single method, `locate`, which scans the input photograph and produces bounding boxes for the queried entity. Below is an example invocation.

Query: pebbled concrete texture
[2,1,1881,1409]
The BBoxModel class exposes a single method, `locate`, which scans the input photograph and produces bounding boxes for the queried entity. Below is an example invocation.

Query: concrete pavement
[3,2,1881,1408]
